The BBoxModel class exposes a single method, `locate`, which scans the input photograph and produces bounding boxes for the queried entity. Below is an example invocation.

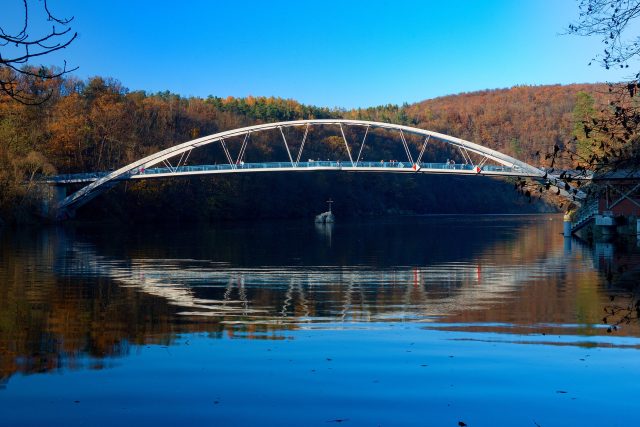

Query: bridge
[46,119,584,218]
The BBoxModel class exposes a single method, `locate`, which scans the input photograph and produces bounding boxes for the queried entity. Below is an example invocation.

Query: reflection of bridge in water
[56,234,594,325]
[4,220,637,386]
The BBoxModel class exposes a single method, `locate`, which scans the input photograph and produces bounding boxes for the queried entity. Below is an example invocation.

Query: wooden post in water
[563,211,572,238]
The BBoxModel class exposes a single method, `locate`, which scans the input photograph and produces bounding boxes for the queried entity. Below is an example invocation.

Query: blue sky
[5,0,639,108]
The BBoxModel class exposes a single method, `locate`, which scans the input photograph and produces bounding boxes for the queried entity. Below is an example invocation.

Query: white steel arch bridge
[48,119,583,218]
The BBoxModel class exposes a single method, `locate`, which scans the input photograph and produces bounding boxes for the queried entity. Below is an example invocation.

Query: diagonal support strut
[339,124,355,166]
[279,126,295,166]
[295,124,310,166]
[399,130,414,164]
[355,126,370,165]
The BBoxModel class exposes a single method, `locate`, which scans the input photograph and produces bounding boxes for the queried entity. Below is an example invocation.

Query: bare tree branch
[568,0,640,74]
[44,0,73,25]
[0,0,77,104]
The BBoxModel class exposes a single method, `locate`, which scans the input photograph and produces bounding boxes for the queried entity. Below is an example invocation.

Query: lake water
[1,215,639,426]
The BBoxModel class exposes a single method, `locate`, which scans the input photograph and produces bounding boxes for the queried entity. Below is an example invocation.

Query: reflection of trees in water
[2,218,640,381]
[0,272,179,382]
[604,294,640,331]
[593,241,640,329]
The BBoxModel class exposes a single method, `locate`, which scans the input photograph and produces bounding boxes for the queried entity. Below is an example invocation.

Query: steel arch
[56,119,547,215]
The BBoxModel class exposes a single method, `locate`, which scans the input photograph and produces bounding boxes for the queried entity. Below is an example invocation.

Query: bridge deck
[46,161,536,184]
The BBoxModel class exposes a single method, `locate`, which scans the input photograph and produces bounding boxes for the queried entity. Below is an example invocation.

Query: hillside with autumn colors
[0,70,606,223]
[351,83,608,168]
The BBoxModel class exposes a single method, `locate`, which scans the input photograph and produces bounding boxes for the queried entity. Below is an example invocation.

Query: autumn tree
[572,91,600,162]
[565,0,640,174]
[567,1,640,327]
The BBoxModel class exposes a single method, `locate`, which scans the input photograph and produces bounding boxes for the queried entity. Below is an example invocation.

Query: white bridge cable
[181,148,193,168]
[399,130,414,164]
[464,147,474,167]
[279,126,295,166]
[175,151,186,170]
[172,147,193,171]
[162,159,174,172]
[219,138,236,169]
[338,124,355,166]
[295,124,310,165]
[458,146,475,167]
[235,132,250,165]
[416,135,430,164]
[477,156,489,168]
[355,125,370,165]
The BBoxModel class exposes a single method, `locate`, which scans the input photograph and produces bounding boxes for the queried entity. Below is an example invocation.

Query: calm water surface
[1,215,639,426]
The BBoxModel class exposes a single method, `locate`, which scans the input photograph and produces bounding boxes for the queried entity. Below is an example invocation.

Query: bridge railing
[45,161,519,183]
[45,171,111,183]
[133,161,516,174]
[571,199,600,232]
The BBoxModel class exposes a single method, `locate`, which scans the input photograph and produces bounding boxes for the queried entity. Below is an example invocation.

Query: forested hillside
[351,84,608,168]
[0,68,605,223]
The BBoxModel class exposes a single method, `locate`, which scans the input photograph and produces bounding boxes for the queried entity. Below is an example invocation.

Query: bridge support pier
[40,184,68,220]
[595,211,615,240]
[563,212,572,237]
